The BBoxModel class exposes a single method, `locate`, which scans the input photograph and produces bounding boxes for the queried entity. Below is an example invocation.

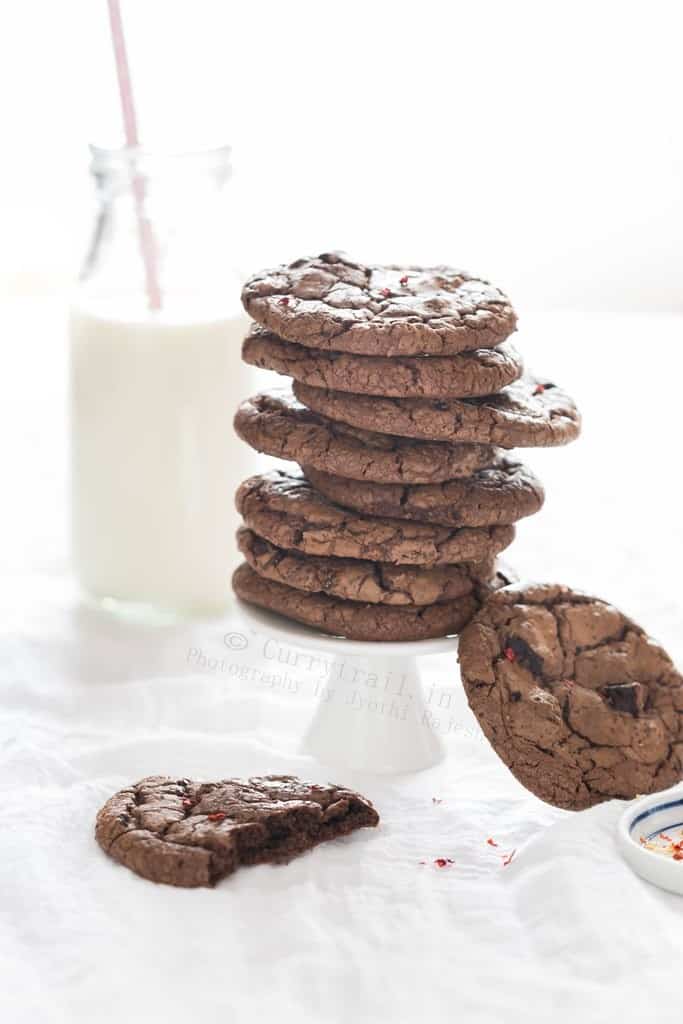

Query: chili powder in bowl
[618,788,683,895]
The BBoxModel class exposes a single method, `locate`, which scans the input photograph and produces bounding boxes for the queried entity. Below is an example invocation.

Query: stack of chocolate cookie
[232,253,580,641]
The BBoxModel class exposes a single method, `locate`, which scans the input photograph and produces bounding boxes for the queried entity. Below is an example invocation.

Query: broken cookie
[96,775,379,887]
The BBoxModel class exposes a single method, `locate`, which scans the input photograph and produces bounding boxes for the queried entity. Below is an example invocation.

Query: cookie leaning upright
[241,252,517,356]
[458,584,683,810]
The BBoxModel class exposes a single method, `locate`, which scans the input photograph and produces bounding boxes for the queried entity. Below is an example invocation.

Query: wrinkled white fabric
[2,307,683,1023]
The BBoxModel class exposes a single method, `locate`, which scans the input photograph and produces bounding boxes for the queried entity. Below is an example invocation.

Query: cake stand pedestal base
[238,603,460,775]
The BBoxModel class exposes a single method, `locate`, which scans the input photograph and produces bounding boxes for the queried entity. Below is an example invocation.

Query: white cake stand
[237,601,459,775]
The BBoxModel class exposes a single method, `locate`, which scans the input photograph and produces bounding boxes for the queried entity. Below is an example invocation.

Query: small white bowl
[618,787,683,896]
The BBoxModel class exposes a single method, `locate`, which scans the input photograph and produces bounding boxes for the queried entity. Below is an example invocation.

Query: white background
[2,6,683,1023]
[0,0,682,310]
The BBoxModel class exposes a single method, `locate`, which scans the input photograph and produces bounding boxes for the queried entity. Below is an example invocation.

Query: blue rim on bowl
[617,786,683,896]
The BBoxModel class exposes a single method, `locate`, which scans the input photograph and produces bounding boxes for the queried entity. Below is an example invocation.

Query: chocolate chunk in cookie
[234,562,485,641]
[242,252,516,356]
[236,470,515,566]
[458,584,683,810]
[96,775,379,887]
[604,682,646,715]
[238,526,495,606]
[294,374,581,448]
[234,389,501,484]
[242,325,523,398]
[304,458,544,529]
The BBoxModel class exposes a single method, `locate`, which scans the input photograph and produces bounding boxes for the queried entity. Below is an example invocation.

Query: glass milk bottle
[70,145,252,616]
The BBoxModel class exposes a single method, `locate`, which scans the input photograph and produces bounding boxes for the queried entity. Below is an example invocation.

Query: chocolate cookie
[458,584,683,810]
[234,562,484,641]
[305,459,544,529]
[236,471,515,566]
[242,252,516,356]
[96,775,379,887]
[235,390,501,484]
[238,527,496,606]
[242,325,523,398]
[293,374,581,448]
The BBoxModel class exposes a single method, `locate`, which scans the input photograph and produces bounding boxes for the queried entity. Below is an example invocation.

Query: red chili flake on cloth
[533,384,546,395]
[399,275,409,286]
[504,647,517,663]
[432,798,443,805]
[434,858,454,868]
[207,812,227,823]
[380,287,392,298]
[502,849,517,867]
[486,838,498,847]
[278,296,290,307]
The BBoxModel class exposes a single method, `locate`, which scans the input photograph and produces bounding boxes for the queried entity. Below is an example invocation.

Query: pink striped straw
[106,0,162,310]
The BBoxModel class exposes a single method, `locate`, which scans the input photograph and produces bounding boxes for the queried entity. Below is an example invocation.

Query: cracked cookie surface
[458,584,683,810]
[238,526,497,606]
[234,563,487,641]
[294,373,580,447]
[242,251,516,356]
[305,459,544,529]
[242,324,523,398]
[96,774,379,887]
[234,389,501,484]
[236,470,515,566]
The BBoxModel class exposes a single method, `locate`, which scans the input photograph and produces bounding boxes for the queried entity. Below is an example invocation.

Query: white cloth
[2,304,683,1023]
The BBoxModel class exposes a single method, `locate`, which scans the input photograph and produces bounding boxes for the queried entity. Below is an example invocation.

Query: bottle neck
[78,146,241,320]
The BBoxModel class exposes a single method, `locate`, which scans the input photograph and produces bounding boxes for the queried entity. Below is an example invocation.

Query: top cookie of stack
[233,252,581,641]
[242,251,516,359]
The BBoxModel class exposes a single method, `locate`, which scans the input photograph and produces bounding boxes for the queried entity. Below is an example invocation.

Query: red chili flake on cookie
[399,275,409,286]
[434,857,454,868]
[674,852,683,861]
[504,647,517,663]
[182,798,194,809]
[660,833,673,842]
[207,812,227,822]
[278,296,290,307]
[380,287,392,298]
